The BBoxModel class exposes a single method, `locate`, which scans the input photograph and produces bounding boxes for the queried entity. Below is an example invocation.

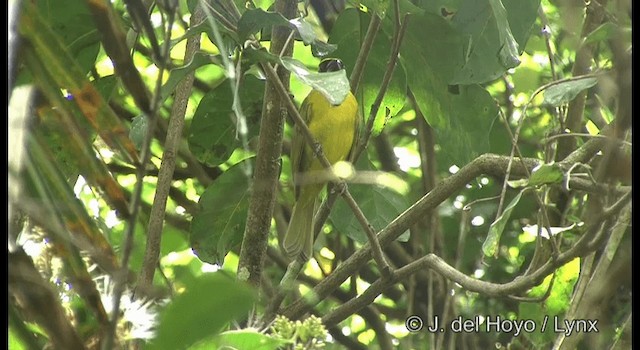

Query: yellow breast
[304,90,358,172]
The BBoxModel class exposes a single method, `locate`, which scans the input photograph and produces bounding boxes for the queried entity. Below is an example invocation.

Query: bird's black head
[319,58,345,73]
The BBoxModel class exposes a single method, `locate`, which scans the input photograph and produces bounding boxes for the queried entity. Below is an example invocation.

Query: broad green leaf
[330,157,410,244]
[449,0,539,84]
[149,273,256,350]
[237,8,290,42]
[289,17,338,57]
[237,9,336,57]
[489,0,521,68]
[482,189,525,257]
[289,17,317,44]
[507,178,530,188]
[529,163,564,186]
[190,330,289,350]
[435,84,499,165]
[8,326,28,350]
[188,76,263,167]
[92,75,118,101]
[411,0,460,18]
[329,9,407,135]
[310,40,338,58]
[331,184,410,244]
[190,159,253,265]
[361,0,391,17]
[401,11,464,128]
[280,57,351,105]
[543,77,598,107]
[161,53,222,101]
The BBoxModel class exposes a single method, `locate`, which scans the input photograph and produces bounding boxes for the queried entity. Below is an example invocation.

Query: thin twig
[352,12,409,161]
[103,4,177,350]
[137,3,203,293]
[282,151,619,319]
[349,14,381,94]
[321,195,630,326]
[544,132,632,146]
[199,0,238,33]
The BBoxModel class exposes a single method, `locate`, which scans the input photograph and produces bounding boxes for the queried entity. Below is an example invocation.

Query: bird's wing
[291,93,314,200]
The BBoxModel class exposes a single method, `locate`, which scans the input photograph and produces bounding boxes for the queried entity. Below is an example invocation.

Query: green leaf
[188,76,263,167]
[129,115,147,150]
[361,0,391,17]
[489,0,521,68]
[280,57,352,105]
[190,159,253,265]
[528,163,564,186]
[289,17,317,44]
[237,8,290,42]
[434,84,499,165]
[583,22,615,45]
[189,330,289,350]
[37,0,101,73]
[310,41,338,58]
[401,11,465,128]
[449,0,540,84]
[543,77,598,107]
[19,2,139,165]
[149,273,256,350]
[330,9,407,134]
[330,158,410,244]
[482,189,525,257]
[519,258,580,347]
[161,53,222,101]
[92,75,118,101]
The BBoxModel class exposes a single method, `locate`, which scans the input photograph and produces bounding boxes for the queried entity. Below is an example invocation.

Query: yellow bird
[283,58,359,260]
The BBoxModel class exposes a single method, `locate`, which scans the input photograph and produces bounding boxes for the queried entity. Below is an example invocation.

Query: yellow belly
[305,90,358,172]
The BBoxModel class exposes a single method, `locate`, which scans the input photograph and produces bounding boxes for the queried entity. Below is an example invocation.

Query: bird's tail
[283,199,316,260]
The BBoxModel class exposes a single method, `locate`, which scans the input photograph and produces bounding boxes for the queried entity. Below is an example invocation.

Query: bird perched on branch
[282,58,359,261]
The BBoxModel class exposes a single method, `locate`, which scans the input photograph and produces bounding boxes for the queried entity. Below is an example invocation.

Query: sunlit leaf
[149,273,256,350]
[522,224,576,239]
[519,257,580,347]
[189,330,289,350]
[280,57,351,105]
[529,163,564,186]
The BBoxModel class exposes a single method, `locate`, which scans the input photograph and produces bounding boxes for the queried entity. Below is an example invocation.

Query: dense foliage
[9,0,631,349]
